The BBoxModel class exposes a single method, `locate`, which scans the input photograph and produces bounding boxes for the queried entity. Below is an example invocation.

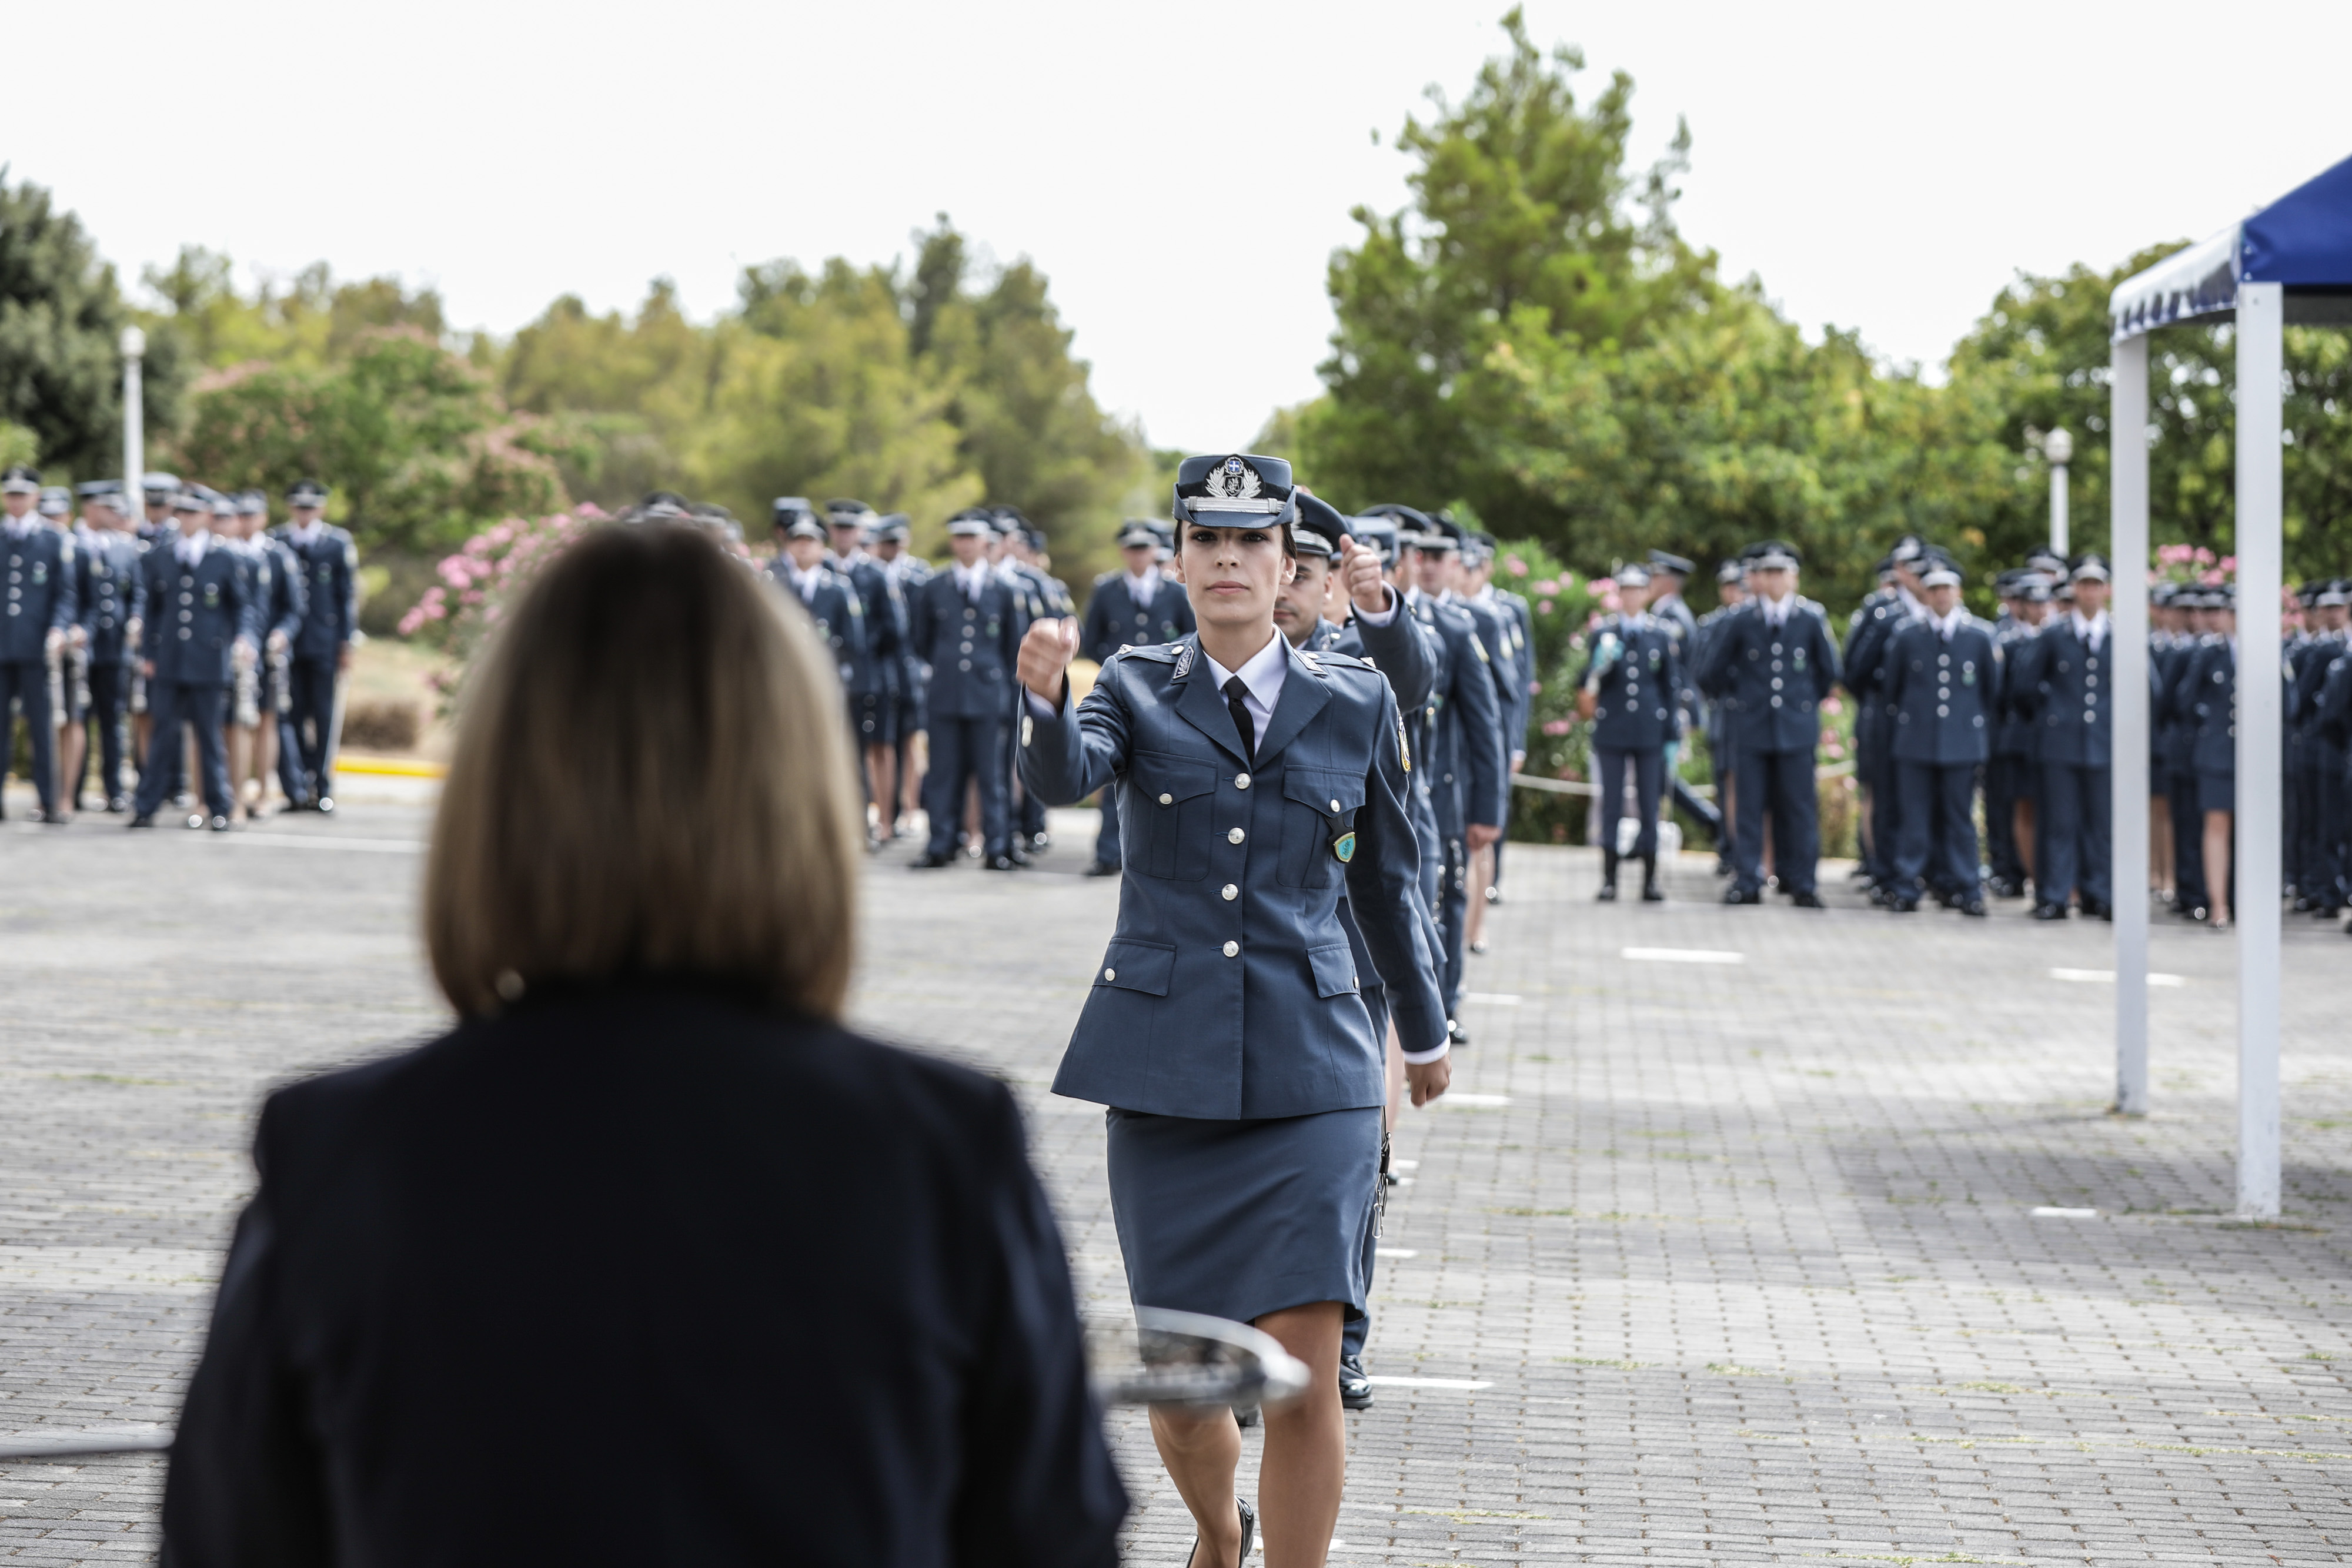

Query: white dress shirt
[1760,591,1794,628]
[1929,606,1964,641]
[285,520,322,547]
[1124,567,1160,610]
[2072,609,2110,653]
[780,559,825,604]
[177,529,212,566]
[1201,629,1289,741]
[953,561,992,601]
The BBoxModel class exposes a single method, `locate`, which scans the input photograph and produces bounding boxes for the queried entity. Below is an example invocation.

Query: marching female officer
[1018,453,1447,1568]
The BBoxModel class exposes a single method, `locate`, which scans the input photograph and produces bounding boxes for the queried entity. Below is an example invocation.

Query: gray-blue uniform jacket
[911,570,1021,721]
[1992,620,2043,762]
[1082,573,1194,663]
[1019,635,1444,1119]
[1410,590,1508,835]
[1696,599,1841,753]
[1306,601,1434,718]
[74,529,142,666]
[2010,617,2113,768]
[1883,614,1997,764]
[259,534,310,648]
[835,554,906,703]
[271,525,359,658]
[1,523,78,661]
[2175,636,2238,775]
[1577,613,1682,751]
[763,560,871,696]
[142,540,256,683]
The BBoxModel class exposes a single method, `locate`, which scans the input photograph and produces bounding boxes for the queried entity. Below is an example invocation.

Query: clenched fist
[1338,536,1391,618]
[1018,616,1080,706]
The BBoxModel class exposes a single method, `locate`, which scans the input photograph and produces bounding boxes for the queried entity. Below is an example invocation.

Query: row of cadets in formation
[2283,578,2352,934]
[0,467,356,830]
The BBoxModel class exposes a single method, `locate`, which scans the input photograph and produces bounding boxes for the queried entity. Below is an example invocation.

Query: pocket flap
[1095,939,1176,996]
[1130,751,1218,807]
[1283,767,1366,817]
[1307,941,1360,999]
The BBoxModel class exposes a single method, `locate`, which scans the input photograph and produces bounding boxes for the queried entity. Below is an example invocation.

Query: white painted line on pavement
[1436,1094,1512,1108]
[1363,1376,1494,1390]
[1375,1247,1419,1259]
[1464,992,1522,1005]
[223,834,424,854]
[1623,947,1745,965]
[2050,967,2187,987]
[2031,1206,2100,1219]
[1391,1159,1419,1171]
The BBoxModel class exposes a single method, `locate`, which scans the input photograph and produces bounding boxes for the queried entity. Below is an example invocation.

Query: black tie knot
[1222,676,1257,760]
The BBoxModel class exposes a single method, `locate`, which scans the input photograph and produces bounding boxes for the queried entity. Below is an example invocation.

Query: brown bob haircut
[425,524,861,1019]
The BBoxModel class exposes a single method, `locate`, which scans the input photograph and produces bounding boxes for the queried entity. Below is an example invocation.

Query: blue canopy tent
[2107,153,2352,1218]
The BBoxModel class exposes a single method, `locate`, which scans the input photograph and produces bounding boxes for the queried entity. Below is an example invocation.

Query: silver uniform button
[1235,772,1251,789]
[1221,883,1238,901]
[1104,968,1116,982]
[1222,940,1239,957]
[1228,827,1245,844]
[1770,695,1782,708]
[1328,798,1341,812]
[1937,704,1949,717]
[1159,793,1174,805]
[957,660,971,671]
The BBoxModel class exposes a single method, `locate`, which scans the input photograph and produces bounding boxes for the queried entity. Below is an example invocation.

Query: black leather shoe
[1887,894,1919,913]
[1722,886,1762,905]
[106,797,129,814]
[983,854,1018,871]
[1484,885,1504,905]
[184,813,208,830]
[2030,903,2069,921]
[1029,831,1053,852]
[1187,1496,1255,1568]
[1595,881,1618,902]
[909,852,953,869]
[1005,846,1034,867]
[1959,898,1987,917]
[1339,1354,1375,1410]
[1234,1403,1258,1429]
[1641,881,1665,902]
[1083,860,1120,877]
[1789,890,1826,908]
[128,814,155,829]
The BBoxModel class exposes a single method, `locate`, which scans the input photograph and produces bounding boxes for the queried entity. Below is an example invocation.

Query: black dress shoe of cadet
[1339,1354,1375,1410]
[1595,881,1618,902]
[983,854,1019,871]
[1959,898,1987,917]
[1722,886,1762,905]
[2030,903,2069,921]
[1789,890,1826,908]
[1083,860,1121,877]
[909,852,953,870]
[128,814,155,829]
[1641,880,1665,902]
[210,815,233,832]
[1887,894,1919,913]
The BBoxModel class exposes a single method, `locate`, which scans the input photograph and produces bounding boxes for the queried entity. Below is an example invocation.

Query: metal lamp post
[120,325,145,497]
[2044,426,2073,556]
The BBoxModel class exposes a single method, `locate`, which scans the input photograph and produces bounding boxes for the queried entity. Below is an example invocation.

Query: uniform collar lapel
[1251,640,1331,766]
[1172,634,1253,764]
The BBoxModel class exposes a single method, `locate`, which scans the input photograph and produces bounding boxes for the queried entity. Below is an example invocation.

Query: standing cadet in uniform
[826,499,908,832]
[1482,534,1538,902]
[2013,555,2116,920]
[2288,580,2344,914]
[38,487,83,812]
[1374,507,1504,1048]
[239,490,304,818]
[1695,560,1748,875]
[764,499,872,755]
[1015,452,1446,1568]
[1577,564,1681,901]
[131,486,255,830]
[1879,557,1994,914]
[270,479,357,813]
[1843,539,1926,900]
[2173,586,2239,928]
[1988,571,2051,898]
[2294,580,2348,916]
[872,514,931,838]
[1081,520,1198,876]
[1,466,77,823]
[1698,541,1840,906]
[65,483,140,812]
[911,513,1021,870]
[1453,534,1517,950]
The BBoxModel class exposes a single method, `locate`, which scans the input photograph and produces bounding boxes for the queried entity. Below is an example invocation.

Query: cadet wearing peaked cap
[1697,540,1839,905]
[269,479,358,812]
[1079,520,1199,876]
[1014,452,1445,1565]
[130,483,256,830]
[910,511,1021,868]
[138,472,180,543]
[870,513,931,837]
[824,499,908,835]
[1577,564,1681,901]
[1694,560,1749,874]
[64,482,141,811]
[2010,553,2116,920]
[1842,536,1927,901]
[1,466,78,821]
[1878,555,1994,914]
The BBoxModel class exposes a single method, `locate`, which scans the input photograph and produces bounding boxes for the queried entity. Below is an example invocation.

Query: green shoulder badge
[1332,831,1357,864]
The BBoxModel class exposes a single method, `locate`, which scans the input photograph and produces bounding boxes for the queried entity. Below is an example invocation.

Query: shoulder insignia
[1470,636,1489,663]
[1361,655,1377,669]
[1112,643,1180,665]
[1173,644,1194,679]
[1298,648,1323,673]
[1396,711,1411,773]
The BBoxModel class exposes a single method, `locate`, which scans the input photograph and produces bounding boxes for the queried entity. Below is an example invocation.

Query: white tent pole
[2050,456,2071,556]
[2110,336,2150,1115]
[2234,282,2284,1220]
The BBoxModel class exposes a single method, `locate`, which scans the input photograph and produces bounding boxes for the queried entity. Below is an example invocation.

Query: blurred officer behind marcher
[1695,560,1748,875]
[65,482,141,812]
[161,523,1126,1568]
[1698,541,1840,907]
[1080,520,1198,875]
[911,512,1021,869]
[2169,583,2239,928]
[872,514,931,839]
[138,472,179,544]
[827,499,908,831]
[1842,537,1927,901]
[1988,570,2053,899]
[1879,556,1994,914]
[1577,563,1681,902]
[2292,579,2349,916]
[270,479,358,813]
[2012,554,2116,921]
[1,466,78,822]
[131,484,255,830]
[764,500,872,754]
[239,490,306,817]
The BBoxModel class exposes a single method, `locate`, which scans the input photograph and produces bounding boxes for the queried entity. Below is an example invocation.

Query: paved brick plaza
[2,790,2349,1564]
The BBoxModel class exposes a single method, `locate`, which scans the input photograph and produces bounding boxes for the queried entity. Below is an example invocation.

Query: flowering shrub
[2151,543,2234,587]
[399,507,606,661]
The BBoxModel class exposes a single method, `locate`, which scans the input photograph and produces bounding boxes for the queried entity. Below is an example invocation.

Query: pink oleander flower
[1532,579,1559,596]
[1821,694,1843,716]
[2194,546,2216,565]
[1542,718,1572,736]
[1537,599,1555,614]
[2219,555,2237,573]
[1506,556,1528,577]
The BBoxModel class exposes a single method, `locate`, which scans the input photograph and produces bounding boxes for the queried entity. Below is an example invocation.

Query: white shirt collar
[178,529,211,564]
[1760,591,1793,626]
[1201,628,1289,742]
[2073,608,2109,647]
[1,512,35,539]
[953,560,991,597]
[783,557,826,601]
[1930,606,1964,639]
[286,520,323,546]
[1125,566,1160,604]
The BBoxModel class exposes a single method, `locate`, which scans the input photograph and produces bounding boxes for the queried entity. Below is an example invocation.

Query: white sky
[11,1,2350,454]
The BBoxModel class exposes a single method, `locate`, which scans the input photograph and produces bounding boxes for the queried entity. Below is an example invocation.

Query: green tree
[499,281,713,510]
[0,171,182,479]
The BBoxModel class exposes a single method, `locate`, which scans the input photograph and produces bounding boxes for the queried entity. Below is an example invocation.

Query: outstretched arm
[1015,618,1132,807]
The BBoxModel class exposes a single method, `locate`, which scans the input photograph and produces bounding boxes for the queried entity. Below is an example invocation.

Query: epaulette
[1112,643,1182,665]
[1314,648,1374,673]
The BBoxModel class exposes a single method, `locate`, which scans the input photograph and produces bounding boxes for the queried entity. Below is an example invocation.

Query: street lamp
[119,325,145,498]
[2044,426,2073,557]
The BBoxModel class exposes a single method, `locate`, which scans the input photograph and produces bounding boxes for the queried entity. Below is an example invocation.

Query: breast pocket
[1127,751,1218,881]
[1279,767,1367,889]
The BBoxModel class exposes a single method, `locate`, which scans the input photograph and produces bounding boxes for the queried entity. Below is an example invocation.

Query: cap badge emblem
[1205,458,1262,502]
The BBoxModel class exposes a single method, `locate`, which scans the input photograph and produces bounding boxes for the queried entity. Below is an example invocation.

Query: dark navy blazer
[912,571,1021,722]
[1883,614,1997,765]
[1081,573,1194,664]
[2012,616,2113,768]
[2177,636,2239,776]
[1411,591,1507,836]
[270,526,358,660]
[141,540,256,685]
[1,523,78,662]
[1020,634,1444,1119]
[1576,613,1682,751]
[1696,599,1841,754]
[74,528,143,666]
[764,560,873,700]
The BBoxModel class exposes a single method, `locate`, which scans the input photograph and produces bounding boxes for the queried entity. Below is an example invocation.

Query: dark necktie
[1222,676,1256,760]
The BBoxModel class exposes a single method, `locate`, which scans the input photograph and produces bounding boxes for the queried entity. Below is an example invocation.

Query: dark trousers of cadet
[1731,746,1819,895]
[0,659,58,816]
[1094,783,1122,868]
[2169,771,2207,910]
[2036,762,2111,911]
[1984,755,2025,884]
[1894,760,1977,894]
[82,661,129,805]
[280,656,336,804]
[924,716,1007,858]
[2312,753,2349,910]
[1863,727,1899,884]
[1341,979,1392,1366]
[1596,745,1662,863]
[1438,831,1469,1014]
[136,681,232,820]
[1709,730,1737,865]
[2291,757,2321,897]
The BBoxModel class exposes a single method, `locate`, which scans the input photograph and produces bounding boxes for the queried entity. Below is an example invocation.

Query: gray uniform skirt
[1105,1104,1382,1326]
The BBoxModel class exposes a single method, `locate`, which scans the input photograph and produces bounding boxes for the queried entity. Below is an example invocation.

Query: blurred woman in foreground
[162,523,1125,1567]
